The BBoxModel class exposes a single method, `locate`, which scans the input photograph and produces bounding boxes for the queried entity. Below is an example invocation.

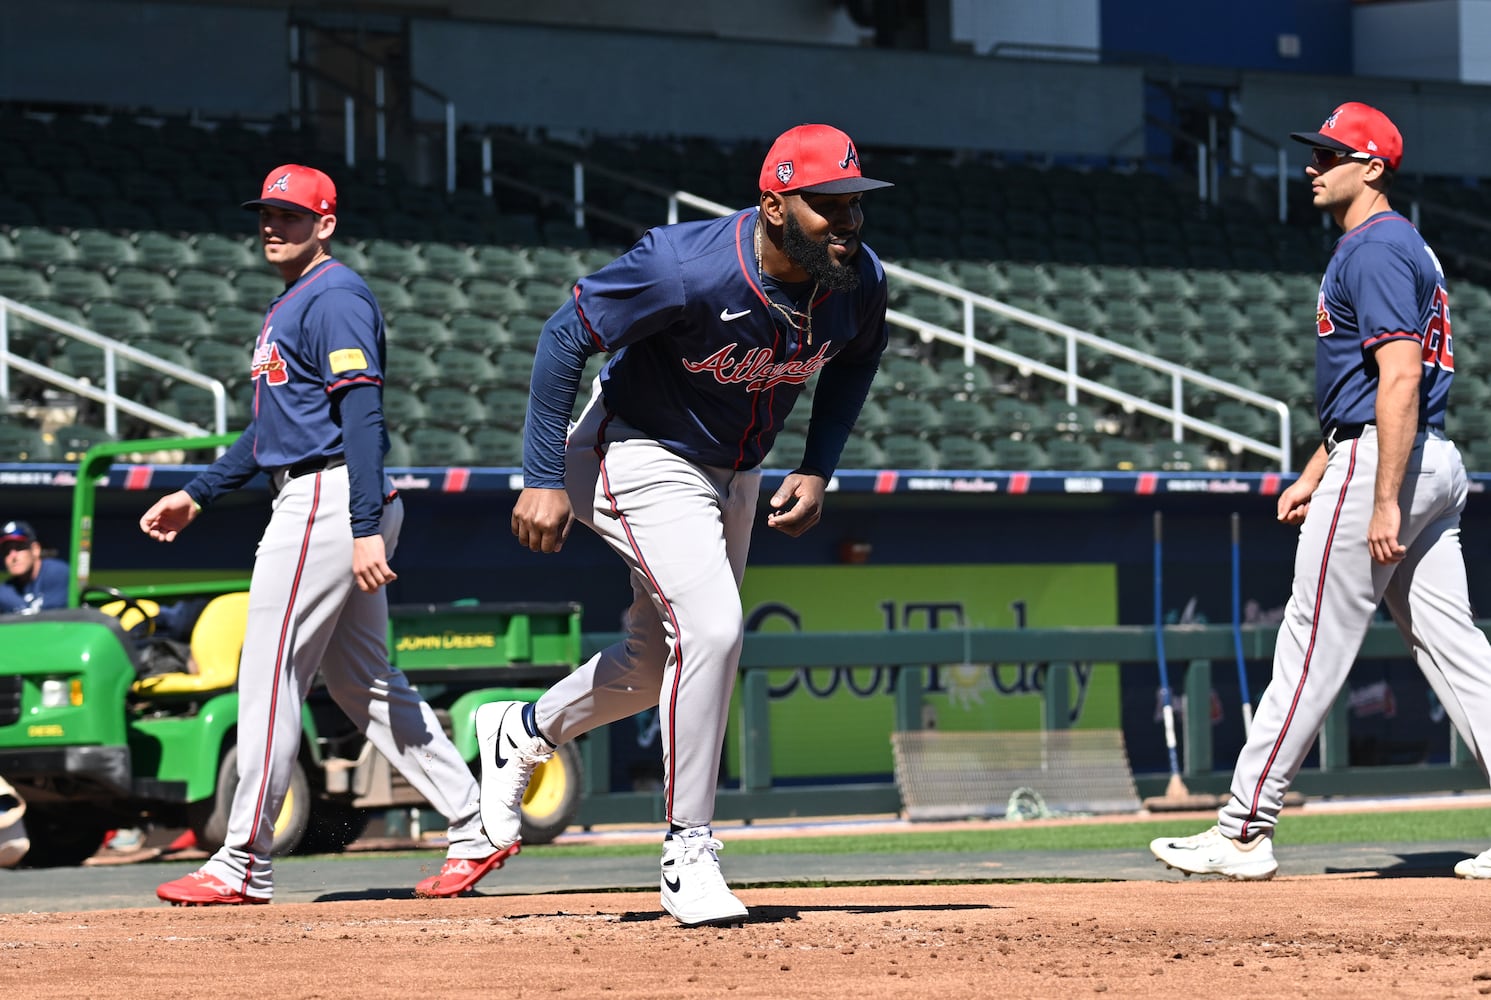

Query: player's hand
[513,486,574,554]
[1368,502,1407,565]
[1276,478,1316,526]
[139,490,200,543]
[352,534,398,593]
[767,471,826,537]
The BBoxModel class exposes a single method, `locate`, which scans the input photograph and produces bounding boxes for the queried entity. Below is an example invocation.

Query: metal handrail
[0,296,227,438]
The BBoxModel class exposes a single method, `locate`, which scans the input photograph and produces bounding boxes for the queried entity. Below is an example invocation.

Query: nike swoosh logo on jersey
[720,308,751,322]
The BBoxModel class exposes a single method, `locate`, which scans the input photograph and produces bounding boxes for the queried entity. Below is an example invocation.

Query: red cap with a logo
[242,164,337,216]
[1290,102,1403,171]
[759,124,894,195]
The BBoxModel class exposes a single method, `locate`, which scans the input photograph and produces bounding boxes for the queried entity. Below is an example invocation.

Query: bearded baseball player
[1152,103,1491,880]
[476,124,892,926]
[141,164,507,904]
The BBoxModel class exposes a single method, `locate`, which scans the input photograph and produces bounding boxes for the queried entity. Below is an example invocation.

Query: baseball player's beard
[783,213,861,293]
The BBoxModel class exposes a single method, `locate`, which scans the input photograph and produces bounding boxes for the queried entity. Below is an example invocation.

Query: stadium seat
[849,396,887,433]
[1042,436,1102,470]
[432,346,501,386]
[882,397,944,436]
[0,422,57,462]
[1000,263,1056,298]
[472,245,534,281]
[900,292,961,330]
[47,265,113,307]
[11,226,78,267]
[0,263,51,302]
[1095,436,1153,471]
[448,312,514,352]
[405,425,477,466]
[134,231,199,272]
[49,422,115,463]
[1142,269,1194,302]
[1211,400,1272,443]
[990,396,1040,436]
[1189,270,1242,303]
[385,312,454,350]
[765,429,808,467]
[231,269,285,307]
[937,396,996,437]
[381,386,428,427]
[187,340,250,383]
[418,385,487,429]
[527,247,583,283]
[173,269,238,310]
[1153,439,1218,472]
[385,429,413,467]
[516,278,572,318]
[479,386,530,431]
[418,243,479,281]
[361,239,426,278]
[111,267,176,308]
[1047,264,1102,299]
[463,277,526,317]
[85,302,150,340]
[878,356,940,397]
[154,379,244,430]
[834,435,886,469]
[990,437,1050,470]
[506,315,547,351]
[192,234,258,273]
[469,424,525,466]
[208,305,263,342]
[73,230,137,269]
[935,436,995,469]
[407,277,469,316]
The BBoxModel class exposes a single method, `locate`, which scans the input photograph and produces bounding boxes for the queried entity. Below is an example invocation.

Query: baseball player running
[477,124,892,926]
[1152,103,1491,880]
[142,165,505,904]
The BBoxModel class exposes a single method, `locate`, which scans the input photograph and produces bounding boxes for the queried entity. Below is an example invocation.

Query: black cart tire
[519,740,583,845]
[190,745,311,856]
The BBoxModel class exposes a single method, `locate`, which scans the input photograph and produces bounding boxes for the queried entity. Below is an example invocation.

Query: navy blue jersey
[0,556,69,613]
[1315,211,1452,431]
[248,259,386,468]
[523,209,888,486]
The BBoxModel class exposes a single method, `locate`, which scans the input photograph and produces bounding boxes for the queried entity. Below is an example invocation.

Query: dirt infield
[7,879,1491,999]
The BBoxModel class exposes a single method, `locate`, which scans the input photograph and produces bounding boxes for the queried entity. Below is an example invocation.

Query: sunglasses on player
[1310,147,1375,170]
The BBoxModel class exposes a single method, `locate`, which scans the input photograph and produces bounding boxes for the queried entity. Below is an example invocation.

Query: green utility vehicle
[0,434,583,866]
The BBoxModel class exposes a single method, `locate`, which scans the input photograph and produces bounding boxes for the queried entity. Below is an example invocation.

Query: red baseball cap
[759,124,893,195]
[1290,102,1403,171]
[242,164,337,215]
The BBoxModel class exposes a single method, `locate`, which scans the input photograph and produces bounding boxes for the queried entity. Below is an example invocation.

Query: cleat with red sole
[414,843,520,898]
[157,870,269,906]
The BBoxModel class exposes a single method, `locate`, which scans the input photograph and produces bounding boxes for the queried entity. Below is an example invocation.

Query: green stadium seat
[999,321,1069,368]
[835,434,886,469]
[990,396,1040,435]
[1043,399,1107,437]
[381,386,428,427]
[478,386,530,431]
[1098,300,1154,350]
[1107,362,1166,401]
[0,423,57,462]
[937,397,995,437]
[384,429,412,467]
[147,303,211,344]
[364,276,413,313]
[85,302,150,339]
[1147,300,1201,335]
[231,270,285,307]
[385,312,454,350]
[1195,302,1247,336]
[405,277,468,317]
[765,429,808,468]
[174,269,237,310]
[1042,436,1102,470]
[187,340,249,383]
[506,315,547,351]
[899,292,960,330]
[1233,272,1287,305]
[1052,299,1105,333]
[1000,263,1056,298]
[10,227,77,267]
[1142,269,1194,302]
[473,245,534,281]
[1092,265,1148,300]
[73,230,137,269]
[1095,436,1153,471]
[192,233,258,273]
[878,356,940,397]
[47,265,114,307]
[111,267,176,308]
[463,278,525,317]
[991,437,1050,470]
[526,247,583,283]
[418,385,487,430]
[1153,439,1218,472]
[1047,264,1102,299]
[448,312,513,352]
[386,344,440,387]
[0,263,51,303]
[935,436,995,469]
[430,346,500,386]
[361,239,426,278]
[1211,400,1272,443]
[133,231,198,272]
[405,425,477,467]
[883,397,944,436]
[208,305,263,342]
[419,243,479,280]
[1251,365,1311,406]
[49,422,115,463]
[851,396,888,433]
[1189,271,1242,303]
[468,424,525,466]
[516,278,572,318]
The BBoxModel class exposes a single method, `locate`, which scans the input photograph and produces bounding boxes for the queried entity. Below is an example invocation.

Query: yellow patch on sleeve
[328,348,369,373]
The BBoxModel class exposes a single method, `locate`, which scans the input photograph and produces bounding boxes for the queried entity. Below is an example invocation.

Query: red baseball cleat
[157,870,269,906]
[413,843,520,898]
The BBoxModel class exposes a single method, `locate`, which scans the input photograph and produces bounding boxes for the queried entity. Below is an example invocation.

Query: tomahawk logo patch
[775,161,794,186]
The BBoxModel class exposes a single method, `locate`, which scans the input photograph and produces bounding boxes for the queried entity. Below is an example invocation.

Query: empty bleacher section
[3,107,1490,472]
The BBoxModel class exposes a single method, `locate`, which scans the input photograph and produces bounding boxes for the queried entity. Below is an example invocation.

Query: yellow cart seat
[130,591,249,696]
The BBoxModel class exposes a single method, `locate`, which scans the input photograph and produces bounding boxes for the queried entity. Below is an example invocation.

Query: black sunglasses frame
[1310,147,1374,170]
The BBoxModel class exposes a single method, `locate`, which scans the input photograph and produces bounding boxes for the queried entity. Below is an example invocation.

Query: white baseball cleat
[1454,848,1491,879]
[660,825,749,927]
[1150,825,1278,880]
[475,700,554,850]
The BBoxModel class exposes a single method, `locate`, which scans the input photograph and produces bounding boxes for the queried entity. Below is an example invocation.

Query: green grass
[512,807,1491,859]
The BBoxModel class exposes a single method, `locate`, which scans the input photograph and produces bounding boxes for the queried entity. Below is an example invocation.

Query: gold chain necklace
[755,217,818,345]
